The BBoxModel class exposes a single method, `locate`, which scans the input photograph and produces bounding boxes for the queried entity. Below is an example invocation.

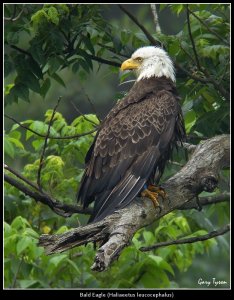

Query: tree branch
[4,4,25,22]
[118,5,161,47]
[87,54,121,68]
[38,134,230,271]
[70,101,99,126]
[188,8,229,46]
[82,89,102,123]
[4,114,98,140]
[9,44,33,59]
[180,192,230,210]
[4,173,92,217]
[139,224,230,252]
[150,4,161,34]
[37,97,62,190]
[186,5,201,71]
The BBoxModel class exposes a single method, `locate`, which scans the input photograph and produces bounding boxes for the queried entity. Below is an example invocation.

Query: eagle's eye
[135,57,143,62]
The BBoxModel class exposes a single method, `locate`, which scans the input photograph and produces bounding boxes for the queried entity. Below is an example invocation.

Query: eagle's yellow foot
[141,185,166,208]
[148,185,166,199]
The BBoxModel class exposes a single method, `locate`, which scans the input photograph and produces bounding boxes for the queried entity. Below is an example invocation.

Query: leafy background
[4,4,230,289]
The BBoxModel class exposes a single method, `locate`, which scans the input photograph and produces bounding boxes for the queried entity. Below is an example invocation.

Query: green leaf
[72,62,80,73]
[83,35,95,55]
[17,236,32,255]
[7,137,24,150]
[4,83,14,95]
[148,255,175,276]
[49,254,67,267]
[119,71,133,83]
[79,59,88,72]
[27,57,43,79]
[184,110,197,133]
[18,280,39,289]
[31,9,49,26]
[4,55,14,77]
[4,136,15,158]
[40,78,51,98]
[51,73,66,87]
[47,6,59,25]
[32,139,44,151]
[11,83,29,102]
[10,120,33,132]
[66,258,81,274]
[48,57,62,74]
[11,216,31,230]
[26,121,47,140]
[55,226,69,234]
[143,231,155,244]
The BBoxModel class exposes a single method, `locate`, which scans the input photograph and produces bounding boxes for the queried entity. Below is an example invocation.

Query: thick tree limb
[38,134,230,271]
[140,224,230,252]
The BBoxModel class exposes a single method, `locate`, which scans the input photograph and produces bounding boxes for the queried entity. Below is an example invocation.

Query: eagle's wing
[78,90,179,222]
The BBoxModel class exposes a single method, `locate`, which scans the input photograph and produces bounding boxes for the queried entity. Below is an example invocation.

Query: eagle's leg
[148,185,166,199]
[141,185,166,208]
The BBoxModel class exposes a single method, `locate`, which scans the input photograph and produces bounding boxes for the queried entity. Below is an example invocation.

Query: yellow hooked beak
[120,58,140,71]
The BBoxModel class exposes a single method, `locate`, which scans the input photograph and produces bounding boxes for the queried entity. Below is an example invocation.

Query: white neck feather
[133,47,175,82]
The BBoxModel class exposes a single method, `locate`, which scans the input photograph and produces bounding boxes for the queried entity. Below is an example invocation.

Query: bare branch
[150,4,161,34]
[37,97,62,190]
[4,4,25,22]
[97,43,129,58]
[180,192,230,210]
[140,224,230,252]
[186,5,201,71]
[174,62,209,84]
[180,43,197,65]
[4,114,98,140]
[4,164,39,191]
[118,5,161,47]
[82,90,102,123]
[70,101,99,126]
[87,54,121,68]
[9,44,33,59]
[4,173,92,217]
[38,135,230,271]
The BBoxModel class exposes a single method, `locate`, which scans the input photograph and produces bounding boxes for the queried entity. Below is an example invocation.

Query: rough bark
[39,134,230,272]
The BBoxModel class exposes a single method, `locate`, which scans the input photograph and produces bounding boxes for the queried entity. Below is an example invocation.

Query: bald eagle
[78,46,186,223]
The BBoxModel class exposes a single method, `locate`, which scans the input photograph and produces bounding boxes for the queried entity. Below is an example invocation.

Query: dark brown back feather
[77,76,186,222]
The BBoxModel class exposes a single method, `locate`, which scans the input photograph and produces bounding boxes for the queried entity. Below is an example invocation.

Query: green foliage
[4,213,220,288]
[4,4,229,289]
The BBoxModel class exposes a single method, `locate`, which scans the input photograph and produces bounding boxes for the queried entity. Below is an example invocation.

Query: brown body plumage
[78,75,185,223]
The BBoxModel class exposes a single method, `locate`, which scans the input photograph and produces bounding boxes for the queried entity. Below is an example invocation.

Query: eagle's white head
[121,46,175,82]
